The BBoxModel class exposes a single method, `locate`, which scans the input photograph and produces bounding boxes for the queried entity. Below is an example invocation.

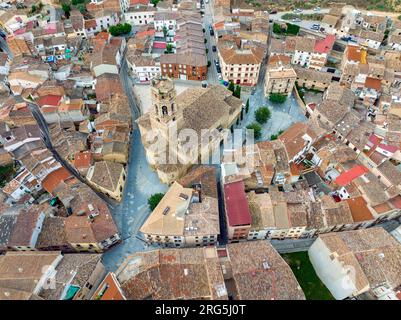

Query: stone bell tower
[149,77,182,135]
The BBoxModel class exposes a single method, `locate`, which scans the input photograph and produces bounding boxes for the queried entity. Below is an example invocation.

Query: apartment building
[218,35,265,86]
[140,167,220,248]
[264,63,296,96]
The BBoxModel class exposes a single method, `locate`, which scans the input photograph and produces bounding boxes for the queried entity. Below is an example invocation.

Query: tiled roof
[334,165,369,186]
[224,180,251,227]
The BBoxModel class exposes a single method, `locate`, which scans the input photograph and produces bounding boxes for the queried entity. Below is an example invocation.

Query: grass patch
[282,252,334,300]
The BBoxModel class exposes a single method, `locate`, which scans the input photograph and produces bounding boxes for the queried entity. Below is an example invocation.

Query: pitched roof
[278,122,317,160]
[334,165,369,186]
[41,167,73,194]
[116,247,227,300]
[223,180,251,227]
[226,241,305,300]
[87,161,124,192]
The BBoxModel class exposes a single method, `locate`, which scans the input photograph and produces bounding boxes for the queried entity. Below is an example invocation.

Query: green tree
[204,38,207,44]
[148,193,165,211]
[162,26,168,37]
[273,23,283,34]
[233,85,241,98]
[151,0,160,6]
[255,106,271,124]
[207,61,211,67]
[62,3,71,18]
[245,99,249,113]
[246,122,262,140]
[228,81,235,93]
[269,93,287,104]
[206,48,208,54]
[31,4,37,13]
[109,23,132,36]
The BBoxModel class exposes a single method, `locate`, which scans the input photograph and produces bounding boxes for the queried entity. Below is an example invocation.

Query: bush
[246,122,262,140]
[255,107,271,124]
[228,81,235,93]
[270,130,284,141]
[109,23,132,36]
[269,93,287,104]
[148,193,165,211]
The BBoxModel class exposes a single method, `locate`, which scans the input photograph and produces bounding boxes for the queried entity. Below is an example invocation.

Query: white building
[124,6,156,26]
[309,228,401,300]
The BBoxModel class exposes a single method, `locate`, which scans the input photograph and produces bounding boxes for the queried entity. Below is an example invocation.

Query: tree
[245,99,249,113]
[246,122,262,140]
[204,39,207,44]
[206,48,209,54]
[62,3,71,18]
[269,93,287,104]
[233,85,241,98]
[31,4,37,13]
[207,61,211,67]
[148,193,165,211]
[165,43,173,53]
[255,107,271,124]
[162,26,168,37]
[151,0,160,6]
[228,81,235,93]
[109,23,132,36]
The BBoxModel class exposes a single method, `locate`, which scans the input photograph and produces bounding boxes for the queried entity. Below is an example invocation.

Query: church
[136,77,243,184]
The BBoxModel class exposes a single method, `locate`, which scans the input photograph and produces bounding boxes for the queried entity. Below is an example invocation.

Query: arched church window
[162,106,168,115]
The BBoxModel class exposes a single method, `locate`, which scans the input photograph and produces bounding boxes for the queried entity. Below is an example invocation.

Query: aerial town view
[0,0,401,307]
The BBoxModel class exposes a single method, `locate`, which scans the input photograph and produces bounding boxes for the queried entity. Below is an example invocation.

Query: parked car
[311,24,320,30]
[216,66,222,74]
[210,29,214,36]
[270,9,278,14]
[202,80,208,88]
[292,18,301,23]
[212,45,217,52]
[313,7,321,11]
[214,59,219,66]
[218,74,223,81]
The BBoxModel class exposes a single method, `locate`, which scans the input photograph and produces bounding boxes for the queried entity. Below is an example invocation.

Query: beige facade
[264,65,296,96]
[86,161,126,201]
[140,181,219,247]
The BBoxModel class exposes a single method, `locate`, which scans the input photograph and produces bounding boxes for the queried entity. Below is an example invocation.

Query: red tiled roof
[334,165,369,186]
[130,0,149,5]
[41,167,73,194]
[136,29,155,38]
[37,95,62,107]
[224,180,252,227]
[74,151,93,169]
[92,272,125,300]
[345,197,374,222]
[389,195,401,209]
[378,143,398,153]
[364,77,381,91]
[153,42,166,49]
[314,35,335,54]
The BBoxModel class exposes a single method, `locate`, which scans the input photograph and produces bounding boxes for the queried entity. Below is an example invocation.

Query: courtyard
[282,251,334,300]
